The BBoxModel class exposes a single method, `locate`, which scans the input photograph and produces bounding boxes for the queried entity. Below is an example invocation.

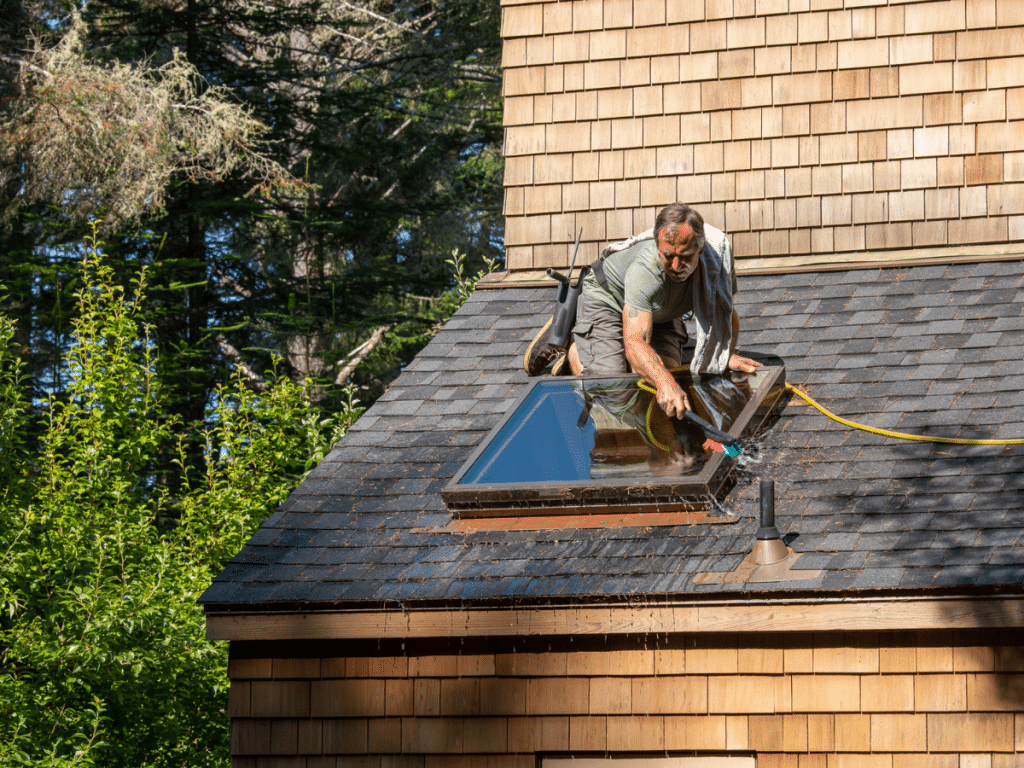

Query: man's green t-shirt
[582,238,692,324]
[582,224,738,324]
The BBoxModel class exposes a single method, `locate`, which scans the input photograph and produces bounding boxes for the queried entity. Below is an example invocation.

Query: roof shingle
[201,259,1024,607]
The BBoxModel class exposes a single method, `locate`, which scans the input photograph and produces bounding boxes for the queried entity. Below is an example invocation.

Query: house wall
[498,0,1024,272]
[227,629,1024,766]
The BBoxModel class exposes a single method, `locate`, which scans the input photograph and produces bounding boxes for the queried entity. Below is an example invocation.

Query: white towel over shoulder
[690,224,735,375]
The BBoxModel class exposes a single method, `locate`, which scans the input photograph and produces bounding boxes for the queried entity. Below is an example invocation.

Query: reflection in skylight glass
[459,369,768,486]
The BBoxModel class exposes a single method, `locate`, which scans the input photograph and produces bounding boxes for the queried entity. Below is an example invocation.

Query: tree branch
[213,269,253,299]
[216,333,271,392]
[334,325,390,385]
[0,53,52,78]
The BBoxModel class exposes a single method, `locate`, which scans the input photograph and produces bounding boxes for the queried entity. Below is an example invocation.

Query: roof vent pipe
[752,479,790,566]
[693,478,823,584]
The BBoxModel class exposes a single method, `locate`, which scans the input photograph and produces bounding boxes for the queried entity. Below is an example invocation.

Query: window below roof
[442,366,785,519]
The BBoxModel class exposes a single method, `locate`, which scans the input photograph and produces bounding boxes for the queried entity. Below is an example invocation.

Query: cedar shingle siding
[228,632,1024,763]
[499,0,1024,270]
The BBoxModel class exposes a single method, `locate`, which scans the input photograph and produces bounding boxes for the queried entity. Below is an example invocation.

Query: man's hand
[656,378,690,419]
[728,354,763,373]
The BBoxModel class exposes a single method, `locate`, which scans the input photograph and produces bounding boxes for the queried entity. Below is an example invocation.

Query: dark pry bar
[680,409,742,456]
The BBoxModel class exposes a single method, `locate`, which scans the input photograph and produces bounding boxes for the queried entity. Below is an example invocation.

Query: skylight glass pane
[460,370,766,485]
[443,366,785,519]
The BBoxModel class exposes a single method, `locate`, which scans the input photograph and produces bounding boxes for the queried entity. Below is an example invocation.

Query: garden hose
[644,399,673,452]
[638,378,739,454]
[638,376,1024,450]
[783,382,1024,446]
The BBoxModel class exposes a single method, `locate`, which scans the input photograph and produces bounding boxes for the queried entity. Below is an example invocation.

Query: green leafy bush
[0,238,358,767]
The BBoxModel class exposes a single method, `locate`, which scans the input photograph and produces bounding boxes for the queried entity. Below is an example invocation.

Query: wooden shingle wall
[499,0,1024,272]
[228,631,1024,766]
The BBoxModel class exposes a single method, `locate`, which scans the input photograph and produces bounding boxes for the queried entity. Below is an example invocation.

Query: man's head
[653,203,705,283]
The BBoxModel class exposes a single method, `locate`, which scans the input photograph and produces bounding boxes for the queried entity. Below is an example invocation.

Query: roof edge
[205,591,1024,641]
[482,245,1024,288]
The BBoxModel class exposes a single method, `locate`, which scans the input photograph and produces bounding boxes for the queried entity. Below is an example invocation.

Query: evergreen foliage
[2,12,298,229]
[0,3,503,754]
[1,0,504,440]
[0,235,359,767]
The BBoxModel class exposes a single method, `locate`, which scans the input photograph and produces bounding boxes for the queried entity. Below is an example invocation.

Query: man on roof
[525,202,761,418]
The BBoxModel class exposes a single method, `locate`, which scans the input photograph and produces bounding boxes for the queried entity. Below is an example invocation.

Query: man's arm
[622,304,690,418]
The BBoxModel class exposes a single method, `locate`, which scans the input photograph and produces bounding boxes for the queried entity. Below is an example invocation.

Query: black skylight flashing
[442,366,786,518]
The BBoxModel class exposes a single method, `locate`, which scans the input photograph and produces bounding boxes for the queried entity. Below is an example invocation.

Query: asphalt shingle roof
[200,259,1024,608]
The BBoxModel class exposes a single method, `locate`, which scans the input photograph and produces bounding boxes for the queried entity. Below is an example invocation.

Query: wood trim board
[206,596,1024,641]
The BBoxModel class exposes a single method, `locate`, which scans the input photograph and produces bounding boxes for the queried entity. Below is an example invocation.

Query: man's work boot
[523,318,562,376]
[550,354,570,376]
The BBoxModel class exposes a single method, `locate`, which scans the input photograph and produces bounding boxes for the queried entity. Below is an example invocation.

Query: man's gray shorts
[572,295,689,374]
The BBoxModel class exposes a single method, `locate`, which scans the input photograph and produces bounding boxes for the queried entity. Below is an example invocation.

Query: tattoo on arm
[628,306,638,318]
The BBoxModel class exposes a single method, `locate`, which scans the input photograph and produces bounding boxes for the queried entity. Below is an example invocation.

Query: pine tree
[1,0,503,451]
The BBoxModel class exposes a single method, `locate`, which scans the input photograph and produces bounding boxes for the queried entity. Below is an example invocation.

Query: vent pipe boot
[693,478,824,584]
[752,479,790,565]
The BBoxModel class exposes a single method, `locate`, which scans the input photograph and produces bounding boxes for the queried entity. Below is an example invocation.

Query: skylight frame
[442,365,786,519]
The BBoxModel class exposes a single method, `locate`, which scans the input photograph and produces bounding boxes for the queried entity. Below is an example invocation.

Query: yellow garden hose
[638,376,1024,449]
[644,397,672,452]
[639,379,740,455]
[783,382,1024,446]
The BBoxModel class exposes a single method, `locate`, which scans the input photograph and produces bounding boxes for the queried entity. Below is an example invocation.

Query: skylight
[442,366,785,518]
